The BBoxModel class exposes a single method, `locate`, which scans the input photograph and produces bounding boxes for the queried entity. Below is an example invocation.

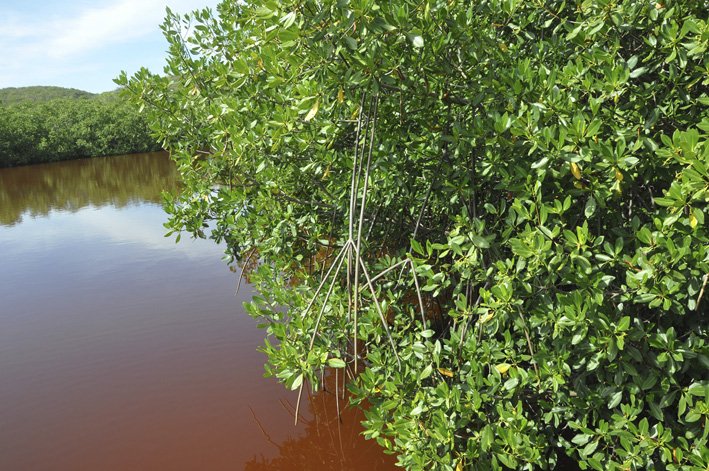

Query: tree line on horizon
[0,86,161,167]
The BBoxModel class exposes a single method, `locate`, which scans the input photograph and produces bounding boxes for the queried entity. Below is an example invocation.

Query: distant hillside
[0,86,95,105]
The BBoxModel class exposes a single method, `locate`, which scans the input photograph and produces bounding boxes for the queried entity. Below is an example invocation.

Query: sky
[0,0,220,93]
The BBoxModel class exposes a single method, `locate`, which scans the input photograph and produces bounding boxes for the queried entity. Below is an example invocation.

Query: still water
[0,153,396,470]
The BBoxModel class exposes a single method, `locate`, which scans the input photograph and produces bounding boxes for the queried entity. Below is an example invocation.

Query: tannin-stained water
[0,153,397,470]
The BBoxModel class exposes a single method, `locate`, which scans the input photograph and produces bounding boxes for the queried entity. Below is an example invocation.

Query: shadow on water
[0,151,176,226]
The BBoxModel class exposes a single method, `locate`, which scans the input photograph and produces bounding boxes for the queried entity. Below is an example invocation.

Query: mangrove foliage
[120,0,709,469]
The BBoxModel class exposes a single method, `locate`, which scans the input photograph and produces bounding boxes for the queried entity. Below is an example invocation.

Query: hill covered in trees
[0,86,95,105]
[0,86,160,167]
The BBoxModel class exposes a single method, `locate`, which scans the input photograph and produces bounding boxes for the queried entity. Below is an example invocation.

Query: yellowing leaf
[495,363,512,375]
[304,99,319,122]
[689,213,698,229]
[456,460,464,471]
[612,180,622,196]
[337,87,344,103]
[570,162,582,180]
[615,167,623,181]
[438,368,454,378]
[478,312,494,324]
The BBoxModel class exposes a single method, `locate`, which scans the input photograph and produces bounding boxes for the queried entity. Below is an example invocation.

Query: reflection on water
[246,371,394,470]
[0,153,395,471]
[0,151,176,226]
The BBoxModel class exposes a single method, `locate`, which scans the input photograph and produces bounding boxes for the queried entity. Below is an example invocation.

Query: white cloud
[0,15,36,40]
[0,0,219,91]
[46,1,166,59]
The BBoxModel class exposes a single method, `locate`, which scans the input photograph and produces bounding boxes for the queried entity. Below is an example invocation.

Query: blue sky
[0,0,219,93]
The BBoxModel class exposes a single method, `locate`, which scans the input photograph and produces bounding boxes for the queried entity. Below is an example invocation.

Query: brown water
[0,153,397,470]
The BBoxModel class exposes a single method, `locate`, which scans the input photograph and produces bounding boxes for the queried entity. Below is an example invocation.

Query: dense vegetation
[120,0,708,469]
[0,86,94,105]
[0,87,161,167]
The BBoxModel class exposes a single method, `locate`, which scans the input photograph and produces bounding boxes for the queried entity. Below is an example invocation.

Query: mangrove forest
[0,86,160,167]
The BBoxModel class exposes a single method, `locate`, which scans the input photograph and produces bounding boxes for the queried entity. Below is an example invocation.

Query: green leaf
[649,401,663,421]
[572,434,591,446]
[584,196,597,218]
[419,364,433,380]
[280,11,297,29]
[481,425,494,451]
[688,382,708,396]
[290,373,303,391]
[420,329,435,338]
[629,67,648,78]
[617,316,630,331]
[640,374,658,390]
[636,227,652,245]
[470,235,490,249]
[582,440,599,456]
[608,390,622,408]
[531,156,549,169]
[343,36,358,50]
[411,239,424,255]
[328,358,346,368]
[497,453,516,468]
[503,377,519,390]
[254,6,275,19]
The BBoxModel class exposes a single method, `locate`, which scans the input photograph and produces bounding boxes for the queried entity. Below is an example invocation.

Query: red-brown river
[0,152,397,470]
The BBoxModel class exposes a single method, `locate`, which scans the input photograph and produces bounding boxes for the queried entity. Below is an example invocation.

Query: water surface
[0,153,396,470]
